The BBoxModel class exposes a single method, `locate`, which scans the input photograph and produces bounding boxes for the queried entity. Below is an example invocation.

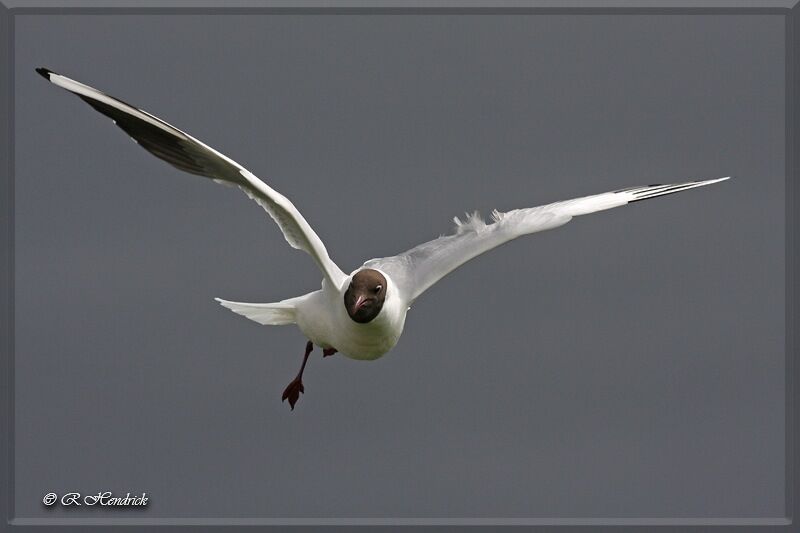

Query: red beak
[354,295,367,312]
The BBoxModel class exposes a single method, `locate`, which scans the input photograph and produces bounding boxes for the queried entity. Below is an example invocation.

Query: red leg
[282,341,313,410]
[322,348,338,358]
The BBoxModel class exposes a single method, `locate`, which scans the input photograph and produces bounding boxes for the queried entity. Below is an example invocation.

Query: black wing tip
[35,67,54,80]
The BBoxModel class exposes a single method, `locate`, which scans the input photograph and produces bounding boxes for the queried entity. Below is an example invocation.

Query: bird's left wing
[36,68,347,290]
[365,177,729,305]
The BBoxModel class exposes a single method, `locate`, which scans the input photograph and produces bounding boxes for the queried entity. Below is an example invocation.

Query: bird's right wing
[365,177,729,305]
[36,67,348,290]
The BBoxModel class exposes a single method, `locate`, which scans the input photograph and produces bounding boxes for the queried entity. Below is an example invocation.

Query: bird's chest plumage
[335,311,406,360]
[294,280,407,361]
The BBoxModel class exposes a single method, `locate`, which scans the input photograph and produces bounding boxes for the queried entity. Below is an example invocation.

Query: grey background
[13,13,784,519]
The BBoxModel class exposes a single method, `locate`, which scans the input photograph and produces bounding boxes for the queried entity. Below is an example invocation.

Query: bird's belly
[296,308,402,361]
[336,333,398,361]
[300,318,398,360]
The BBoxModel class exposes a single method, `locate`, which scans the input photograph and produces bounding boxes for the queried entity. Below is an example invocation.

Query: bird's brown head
[344,269,387,324]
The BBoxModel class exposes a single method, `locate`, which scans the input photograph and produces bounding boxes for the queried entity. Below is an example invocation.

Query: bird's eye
[373,284,382,293]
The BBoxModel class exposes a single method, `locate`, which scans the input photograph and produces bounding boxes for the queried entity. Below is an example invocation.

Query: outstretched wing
[36,67,347,290]
[365,178,729,305]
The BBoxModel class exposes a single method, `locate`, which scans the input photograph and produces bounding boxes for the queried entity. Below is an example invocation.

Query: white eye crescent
[374,284,383,293]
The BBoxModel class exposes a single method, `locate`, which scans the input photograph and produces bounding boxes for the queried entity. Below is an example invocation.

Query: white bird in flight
[37,67,729,409]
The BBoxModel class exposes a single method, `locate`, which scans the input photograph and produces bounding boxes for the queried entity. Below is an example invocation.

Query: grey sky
[14,13,784,519]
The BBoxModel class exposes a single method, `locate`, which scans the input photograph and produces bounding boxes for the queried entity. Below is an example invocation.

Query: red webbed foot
[282,341,313,410]
[281,378,304,410]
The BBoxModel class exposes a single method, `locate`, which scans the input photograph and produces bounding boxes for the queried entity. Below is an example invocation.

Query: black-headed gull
[37,68,729,409]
